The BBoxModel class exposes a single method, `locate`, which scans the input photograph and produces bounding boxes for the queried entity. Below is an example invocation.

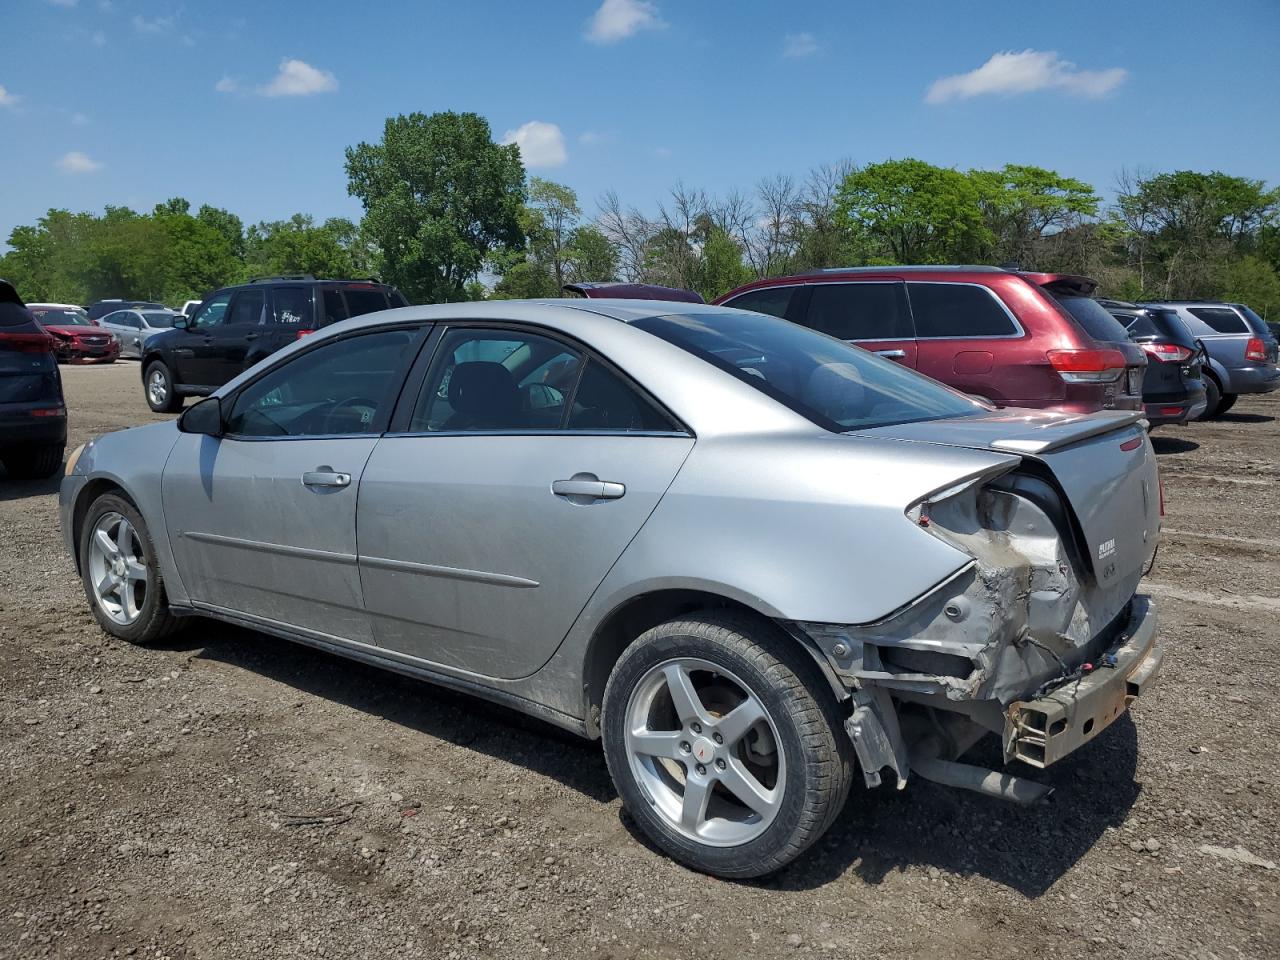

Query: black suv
[1100,299,1208,427]
[141,276,408,412]
[1,279,67,479]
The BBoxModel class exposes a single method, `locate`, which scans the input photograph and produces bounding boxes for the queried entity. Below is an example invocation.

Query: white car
[177,300,201,317]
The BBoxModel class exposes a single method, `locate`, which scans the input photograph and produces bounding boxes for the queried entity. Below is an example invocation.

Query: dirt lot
[1,361,1277,960]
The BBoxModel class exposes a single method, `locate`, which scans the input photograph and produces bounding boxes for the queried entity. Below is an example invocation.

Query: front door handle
[302,468,351,488]
[552,477,626,500]
[875,349,907,359]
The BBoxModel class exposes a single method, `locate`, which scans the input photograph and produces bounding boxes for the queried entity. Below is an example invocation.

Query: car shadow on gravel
[1150,436,1200,455]
[160,621,618,802]
[1216,412,1274,424]
[0,471,63,501]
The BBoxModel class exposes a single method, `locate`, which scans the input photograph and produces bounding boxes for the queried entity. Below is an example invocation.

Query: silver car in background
[60,300,1163,877]
[97,308,183,359]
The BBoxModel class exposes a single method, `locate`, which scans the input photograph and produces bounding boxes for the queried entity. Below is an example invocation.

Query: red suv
[714,266,1146,414]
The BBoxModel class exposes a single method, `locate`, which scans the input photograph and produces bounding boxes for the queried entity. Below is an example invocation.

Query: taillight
[0,331,55,353]
[29,406,65,417]
[1047,348,1128,383]
[1245,337,1268,363]
[1139,342,1193,363]
[296,329,317,340]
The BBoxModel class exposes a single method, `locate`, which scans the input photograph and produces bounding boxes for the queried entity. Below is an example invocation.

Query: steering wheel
[322,396,380,434]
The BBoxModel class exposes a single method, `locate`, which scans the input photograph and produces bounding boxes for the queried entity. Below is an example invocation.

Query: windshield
[141,311,178,328]
[31,308,93,326]
[633,309,982,432]
[1052,295,1132,343]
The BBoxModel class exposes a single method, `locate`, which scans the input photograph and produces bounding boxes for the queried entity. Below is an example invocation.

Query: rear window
[1124,309,1198,348]
[908,283,1018,338]
[804,283,912,340]
[342,288,391,318]
[723,287,794,320]
[1231,304,1274,338]
[633,309,979,433]
[1053,295,1132,343]
[1188,306,1249,334]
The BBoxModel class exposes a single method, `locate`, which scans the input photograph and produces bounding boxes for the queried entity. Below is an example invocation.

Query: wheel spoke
[125,560,148,582]
[95,573,117,600]
[662,664,708,725]
[94,528,119,558]
[718,758,779,817]
[680,775,712,832]
[119,581,140,622]
[715,697,766,747]
[629,729,685,760]
[115,519,134,556]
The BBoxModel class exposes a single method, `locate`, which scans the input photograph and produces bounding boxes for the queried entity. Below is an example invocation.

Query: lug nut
[691,722,702,734]
[695,764,707,776]
[713,733,723,744]
[715,759,726,772]
[679,741,691,753]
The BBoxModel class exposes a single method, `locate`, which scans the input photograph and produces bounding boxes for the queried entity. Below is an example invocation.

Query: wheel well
[70,479,132,573]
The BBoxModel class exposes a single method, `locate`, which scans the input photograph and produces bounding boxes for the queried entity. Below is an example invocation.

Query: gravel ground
[1,361,1277,960]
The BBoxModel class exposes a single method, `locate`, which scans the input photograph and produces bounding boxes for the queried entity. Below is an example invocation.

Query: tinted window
[272,286,313,327]
[723,287,794,320]
[322,289,348,326]
[389,289,409,308]
[1187,307,1248,334]
[566,360,675,432]
[343,288,390,318]
[908,283,1017,338]
[1053,295,1132,343]
[116,312,141,329]
[633,310,980,432]
[140,311,176,329]
[226,328,421,438]
[226,290,266,327]
[191,292,232,329]
[804,283,912,340]
[411,328,583,432]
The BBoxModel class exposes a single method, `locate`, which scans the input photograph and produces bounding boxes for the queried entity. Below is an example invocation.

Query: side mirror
[173,315,191,330]
[178,396,224,437]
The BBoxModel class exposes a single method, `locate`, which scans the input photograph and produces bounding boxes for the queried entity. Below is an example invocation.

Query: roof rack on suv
[799,264,1012,276]
[248,274,317,284]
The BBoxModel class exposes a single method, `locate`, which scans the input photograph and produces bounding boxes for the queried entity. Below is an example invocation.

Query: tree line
[3,110,1278,316]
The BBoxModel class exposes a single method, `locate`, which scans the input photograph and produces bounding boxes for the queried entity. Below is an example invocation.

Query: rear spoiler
[563,282,704,304]
[989,410,1146,454]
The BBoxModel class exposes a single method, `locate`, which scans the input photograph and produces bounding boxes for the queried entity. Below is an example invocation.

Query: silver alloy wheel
[147,369,167,406]
[624,657,785,847]
[87,512,149,625]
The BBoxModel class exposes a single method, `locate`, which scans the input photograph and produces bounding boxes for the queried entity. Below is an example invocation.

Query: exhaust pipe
[912,754,1054,806]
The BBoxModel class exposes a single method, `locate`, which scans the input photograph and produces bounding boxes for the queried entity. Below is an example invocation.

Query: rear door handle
[302,468,351,488]
[552,478,626,500]
[875,349,907,359]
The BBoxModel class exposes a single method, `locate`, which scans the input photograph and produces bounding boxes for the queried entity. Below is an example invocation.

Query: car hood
[43,325,109,337]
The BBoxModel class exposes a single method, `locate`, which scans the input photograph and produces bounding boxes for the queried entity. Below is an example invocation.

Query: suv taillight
[1245,337,1268,363]
[0,331,55,353]
[1139,342,1193,363]
[296,329,317,341]
[1047,348,1128,383]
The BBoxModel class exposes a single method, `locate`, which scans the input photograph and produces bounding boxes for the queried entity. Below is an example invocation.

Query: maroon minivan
[711,266,1145,414]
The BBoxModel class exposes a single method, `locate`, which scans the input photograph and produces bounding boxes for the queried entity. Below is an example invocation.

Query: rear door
[908,281,1025,402]
[798,281,917,367]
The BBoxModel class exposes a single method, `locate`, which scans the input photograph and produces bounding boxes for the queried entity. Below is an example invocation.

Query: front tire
[602,611,854,878]
[2,445,64,479]
[79,493,184,645]
[144,360,183,413]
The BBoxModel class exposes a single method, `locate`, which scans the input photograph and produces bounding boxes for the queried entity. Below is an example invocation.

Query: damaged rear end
[797,409,1163,802]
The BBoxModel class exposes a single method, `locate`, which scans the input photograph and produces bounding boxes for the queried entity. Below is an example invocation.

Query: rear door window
[271,286,314,328]
[723,287,794,320]
[803,283,912,340]
[908,283,1018,338]
[1188,306,1249,334]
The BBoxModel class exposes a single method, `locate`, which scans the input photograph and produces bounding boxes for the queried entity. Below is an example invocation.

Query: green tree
[196,204,246,261]
[566,225,618,283]
[1220,255,1280,318]
[240,215,362,280]
[835,159,990,264]
[970,164,1100,267]
[691,224,751,301]
[345,111,526,303]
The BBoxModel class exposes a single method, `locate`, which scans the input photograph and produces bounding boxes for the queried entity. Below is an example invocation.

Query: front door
[201,288,267,386]
[173,291,232,386]
[357,325,693,679]
[162,325,425,641]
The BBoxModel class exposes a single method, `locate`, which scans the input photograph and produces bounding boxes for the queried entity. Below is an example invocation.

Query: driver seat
[444,361,523,431]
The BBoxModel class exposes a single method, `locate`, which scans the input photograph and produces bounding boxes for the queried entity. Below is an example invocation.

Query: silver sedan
[60,300,1163,877]
[97,308,183,359]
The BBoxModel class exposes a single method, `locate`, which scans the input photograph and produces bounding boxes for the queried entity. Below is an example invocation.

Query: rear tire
[601,610,854,878]
[1216,393,1237,416]
[144,361,183,413]
[1200,375,1222,420]
[2,445,64,479]
[78,493,184,645]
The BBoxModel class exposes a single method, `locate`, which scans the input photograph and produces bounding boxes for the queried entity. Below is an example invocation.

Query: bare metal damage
[794,466,1160,800]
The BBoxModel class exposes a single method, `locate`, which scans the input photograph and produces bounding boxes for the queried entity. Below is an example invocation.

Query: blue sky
[2,0,1279,245]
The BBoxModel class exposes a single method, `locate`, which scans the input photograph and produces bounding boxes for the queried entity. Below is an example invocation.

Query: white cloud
[57,151,102,174]
[926,49,1127,104]
[586,0,664,44]
[257,59,338,97]
[132,13,176,34]
[502,121,568,168]
[214,75,238,94]
[782,32,820,59]
[0,86,21,109]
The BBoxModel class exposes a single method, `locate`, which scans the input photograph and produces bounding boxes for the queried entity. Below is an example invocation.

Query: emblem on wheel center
[692,737,716,764]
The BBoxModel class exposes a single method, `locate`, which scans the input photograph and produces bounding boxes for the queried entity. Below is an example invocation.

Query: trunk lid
[860,408,1161,587]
